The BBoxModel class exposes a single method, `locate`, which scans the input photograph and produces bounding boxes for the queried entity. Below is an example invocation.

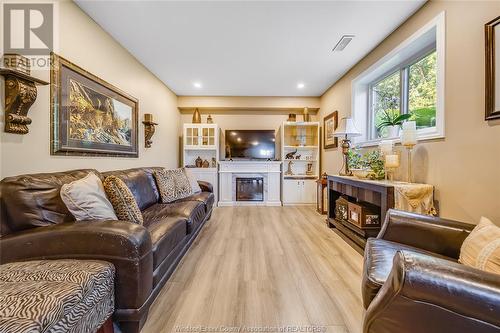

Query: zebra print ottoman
[0,259,115,333]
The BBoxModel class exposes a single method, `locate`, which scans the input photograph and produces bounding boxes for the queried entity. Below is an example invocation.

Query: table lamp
[334,117,362,176]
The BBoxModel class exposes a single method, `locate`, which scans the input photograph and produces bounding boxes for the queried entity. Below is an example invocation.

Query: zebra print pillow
[103,175,144,225]
[154,168,193,203]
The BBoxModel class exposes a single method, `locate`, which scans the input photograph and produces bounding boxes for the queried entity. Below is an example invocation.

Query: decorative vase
[287,114,296,122]
[384,125,400,138]
[207,114,213,124]
[192,108,201,124]
[303,107,310,122]
[195,156,203,168]
[211,157,216,168]
[202,159,210,168]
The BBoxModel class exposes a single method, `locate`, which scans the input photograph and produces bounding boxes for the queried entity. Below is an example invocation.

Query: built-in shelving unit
[281,121,320,205]
[182,123,219,203]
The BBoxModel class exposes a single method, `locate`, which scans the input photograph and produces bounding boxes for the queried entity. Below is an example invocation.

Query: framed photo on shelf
[50,53,139,157]
[485,16,500,120]
[323,111,338,149]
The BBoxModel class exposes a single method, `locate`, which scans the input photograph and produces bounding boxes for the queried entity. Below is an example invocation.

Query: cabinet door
[302,180,317,204]
[283,180,300,203]
[185,126,200,147]
[200,125,217,148]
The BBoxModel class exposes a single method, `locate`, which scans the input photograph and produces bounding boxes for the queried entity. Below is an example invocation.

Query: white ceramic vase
[384,125,400,138]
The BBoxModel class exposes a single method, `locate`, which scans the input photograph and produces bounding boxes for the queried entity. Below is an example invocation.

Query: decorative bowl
[351,168,371,179]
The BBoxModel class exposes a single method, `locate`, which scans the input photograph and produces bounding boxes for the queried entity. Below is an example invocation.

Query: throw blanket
[394,183,436,216]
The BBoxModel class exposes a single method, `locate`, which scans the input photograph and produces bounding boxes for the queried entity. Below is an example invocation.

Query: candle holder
[384,151,400,181]
[403,143,416,183]
[142,114,158,148]
[400,121,418,183]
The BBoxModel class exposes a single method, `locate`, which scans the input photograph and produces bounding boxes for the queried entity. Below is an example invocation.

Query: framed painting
[485,16,500,120]
[50,53,139,157]
[324,111,338,149]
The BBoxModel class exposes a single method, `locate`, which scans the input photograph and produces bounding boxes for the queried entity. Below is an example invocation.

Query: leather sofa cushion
[175,192,214,213]
[142,201,206,235]
[362,238,454,309]
[144,215,187,268]
[0,169,99,236]
[102,168,160,211]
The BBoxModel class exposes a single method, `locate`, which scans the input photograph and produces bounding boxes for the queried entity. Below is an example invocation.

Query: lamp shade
[334,117,362,138]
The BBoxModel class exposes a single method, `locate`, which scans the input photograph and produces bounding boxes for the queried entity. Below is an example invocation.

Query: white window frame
[352,11,445,146]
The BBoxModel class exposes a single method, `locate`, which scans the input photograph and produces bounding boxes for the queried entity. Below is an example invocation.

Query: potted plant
[376,109,412,138]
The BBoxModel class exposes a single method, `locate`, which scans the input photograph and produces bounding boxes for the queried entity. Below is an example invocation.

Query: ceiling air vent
[332,35,355,52]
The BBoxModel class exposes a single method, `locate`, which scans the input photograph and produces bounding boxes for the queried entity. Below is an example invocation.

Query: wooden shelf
[284,175,318,179]
[283,145,318,149]
[184,147,217,150]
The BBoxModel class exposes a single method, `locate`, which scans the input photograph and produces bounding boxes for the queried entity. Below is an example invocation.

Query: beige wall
[319,1,500,224]
[0,1,179,178]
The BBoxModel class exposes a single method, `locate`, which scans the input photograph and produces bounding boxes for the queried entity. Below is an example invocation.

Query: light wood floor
[142,206,364,333]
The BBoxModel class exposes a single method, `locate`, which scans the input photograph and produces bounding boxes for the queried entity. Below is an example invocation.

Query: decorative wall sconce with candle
[142,114,158,148]
[400,121,418,182]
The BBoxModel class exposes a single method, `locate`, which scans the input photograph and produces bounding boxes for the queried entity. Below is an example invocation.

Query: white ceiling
[75,1,425,97]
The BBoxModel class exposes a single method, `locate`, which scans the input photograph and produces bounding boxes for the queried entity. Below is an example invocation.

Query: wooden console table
[327,175,395,253]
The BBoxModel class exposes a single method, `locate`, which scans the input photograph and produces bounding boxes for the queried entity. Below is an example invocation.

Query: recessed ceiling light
[193,82,202,88]
[237,137,242,142]
[297,83,305,89]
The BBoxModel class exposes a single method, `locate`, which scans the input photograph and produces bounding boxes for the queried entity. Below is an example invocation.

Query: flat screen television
[225,130,275,160]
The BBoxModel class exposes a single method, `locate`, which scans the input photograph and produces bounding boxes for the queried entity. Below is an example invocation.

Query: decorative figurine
[306,163,314,175]
[285,161,294,175]
[195,156,203,168]
[287,114,296,122]
[295,154,301,160]
[211,157,217,168]
[202,159,210,168]
[285,149,297,160]
[207,114,213,124]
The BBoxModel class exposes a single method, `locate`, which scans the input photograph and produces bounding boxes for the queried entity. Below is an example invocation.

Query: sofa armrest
[364,251,500,333]
[377,209,475,259]
[198,180,213,193]
[0,220,153,311]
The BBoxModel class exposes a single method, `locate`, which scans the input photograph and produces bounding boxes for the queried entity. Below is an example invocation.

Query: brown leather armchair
[362,209,500,333]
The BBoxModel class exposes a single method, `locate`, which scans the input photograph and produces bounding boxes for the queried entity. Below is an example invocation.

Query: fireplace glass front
[236,177,264,201]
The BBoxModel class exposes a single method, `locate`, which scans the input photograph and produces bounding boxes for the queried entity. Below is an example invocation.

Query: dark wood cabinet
[327,175,395,253]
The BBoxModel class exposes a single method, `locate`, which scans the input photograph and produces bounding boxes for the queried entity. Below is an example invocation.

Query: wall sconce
[142,113,158,148]
[0,54,48,134]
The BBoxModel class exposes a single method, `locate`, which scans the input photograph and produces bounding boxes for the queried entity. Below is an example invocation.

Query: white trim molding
[351,11,446,147]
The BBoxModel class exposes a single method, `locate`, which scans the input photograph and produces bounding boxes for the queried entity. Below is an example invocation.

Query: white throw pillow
[184,168,202,194]
[60,172,118,221]
[459,216,500,275]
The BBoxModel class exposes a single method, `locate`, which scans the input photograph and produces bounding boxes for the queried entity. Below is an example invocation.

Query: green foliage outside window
[371,51,437,137]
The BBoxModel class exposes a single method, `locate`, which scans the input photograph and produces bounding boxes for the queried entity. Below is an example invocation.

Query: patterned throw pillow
[184,168,202,193]
[459,216,500,274]
[154,168,193,203]
[103,175,144,225]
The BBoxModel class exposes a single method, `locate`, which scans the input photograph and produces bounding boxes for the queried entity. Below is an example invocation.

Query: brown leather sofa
[362,209,500,333]
[0,167,215,333]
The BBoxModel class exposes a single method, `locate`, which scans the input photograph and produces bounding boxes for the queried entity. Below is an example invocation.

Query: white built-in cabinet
[182,123,219,203]
[281,122,320,205]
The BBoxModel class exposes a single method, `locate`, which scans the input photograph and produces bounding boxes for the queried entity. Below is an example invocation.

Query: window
[352,12,444,145]
[369,50,437,139]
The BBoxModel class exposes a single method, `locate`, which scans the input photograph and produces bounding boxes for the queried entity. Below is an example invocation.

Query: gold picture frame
[485,16,500,120]
[324,111,338,149]
[50,53,139,157]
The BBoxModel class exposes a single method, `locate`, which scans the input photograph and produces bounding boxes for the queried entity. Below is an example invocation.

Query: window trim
[351,11,445,147]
